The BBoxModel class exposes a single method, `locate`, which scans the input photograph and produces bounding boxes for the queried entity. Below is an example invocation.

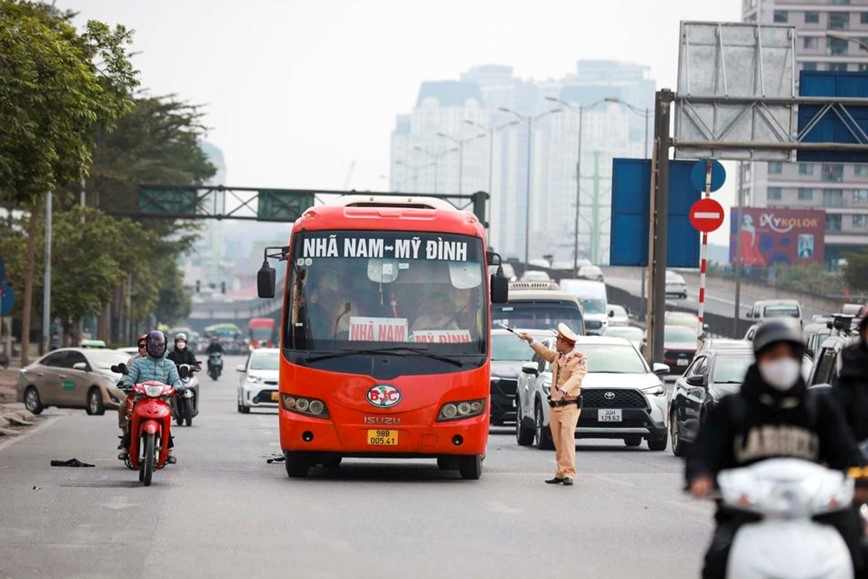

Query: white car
[577,265,604,282]
[520,270,551,283]
[236,348,280,413]
[665,270,688,300]
[515,336,670,451]
[607,304,630,326]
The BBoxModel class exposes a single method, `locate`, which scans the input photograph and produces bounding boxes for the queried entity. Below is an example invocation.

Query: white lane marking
[0,416,62,453]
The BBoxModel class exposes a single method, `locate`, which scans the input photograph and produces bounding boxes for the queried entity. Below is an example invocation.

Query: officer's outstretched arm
[529,341,557,363]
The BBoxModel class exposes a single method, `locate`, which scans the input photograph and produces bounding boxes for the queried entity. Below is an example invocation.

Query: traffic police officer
[520,323,588,485]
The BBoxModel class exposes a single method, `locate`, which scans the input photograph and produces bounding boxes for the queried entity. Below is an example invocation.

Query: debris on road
[51,458,95,467]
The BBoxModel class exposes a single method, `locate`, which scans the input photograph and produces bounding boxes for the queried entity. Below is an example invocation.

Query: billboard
[730,208,825,266]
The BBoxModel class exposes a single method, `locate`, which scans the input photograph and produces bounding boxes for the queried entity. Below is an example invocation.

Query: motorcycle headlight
[144,385,164,398]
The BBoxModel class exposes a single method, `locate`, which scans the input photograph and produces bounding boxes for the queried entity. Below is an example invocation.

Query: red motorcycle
[125,380,176,485]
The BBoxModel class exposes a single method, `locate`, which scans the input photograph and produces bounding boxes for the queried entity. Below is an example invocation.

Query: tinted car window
[812,347,838,386]
[40,352,67,367]
[712,355,752,384]
[64,351,88,369]
[492,303,584,333]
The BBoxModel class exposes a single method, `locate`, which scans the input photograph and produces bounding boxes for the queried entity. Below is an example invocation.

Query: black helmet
[146,330,167,359]
[753,318,804,357]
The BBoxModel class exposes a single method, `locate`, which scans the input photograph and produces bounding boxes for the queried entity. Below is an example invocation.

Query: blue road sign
[690,159,726,192]
[610,158,703,267]
[0,283,13,316]
[797,71,868,163]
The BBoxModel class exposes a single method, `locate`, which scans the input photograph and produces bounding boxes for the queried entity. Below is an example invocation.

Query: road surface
[0,356,712,579]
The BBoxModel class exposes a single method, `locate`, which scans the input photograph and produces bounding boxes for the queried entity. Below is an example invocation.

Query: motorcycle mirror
[178,365,190,379]
[115,363,129,375]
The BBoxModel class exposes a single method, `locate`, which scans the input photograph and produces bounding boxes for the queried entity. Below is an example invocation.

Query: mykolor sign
[730,208,825,266]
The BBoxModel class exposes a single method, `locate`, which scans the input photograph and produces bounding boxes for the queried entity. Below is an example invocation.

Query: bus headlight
[282,394,329,418]
[437,398,486,422]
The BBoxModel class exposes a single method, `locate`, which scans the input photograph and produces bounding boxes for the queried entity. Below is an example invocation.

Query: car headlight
[246,374,263,384]
[641,384,665,396]
[281,394,329,418]
[490,377,501,384]
[437,398,486,422]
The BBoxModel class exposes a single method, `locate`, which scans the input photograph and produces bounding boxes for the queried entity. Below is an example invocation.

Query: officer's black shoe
[118,450,129,461]
[563,477,575,486]
[545,477,564,484]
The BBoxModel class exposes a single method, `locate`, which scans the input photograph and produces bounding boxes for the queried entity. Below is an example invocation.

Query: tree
[0,1,138,363]
[843,249,868,293]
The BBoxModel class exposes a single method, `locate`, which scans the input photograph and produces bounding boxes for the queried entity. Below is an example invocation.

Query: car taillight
[281,394,329,418]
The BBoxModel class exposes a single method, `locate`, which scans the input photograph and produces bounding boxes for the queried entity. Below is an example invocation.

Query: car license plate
[367,429,399,446]
[270,392,279,402]
[677,359,689,366]
[598,409,622,422]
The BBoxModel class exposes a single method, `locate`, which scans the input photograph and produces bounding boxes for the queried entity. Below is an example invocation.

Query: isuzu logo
[604,391,616,400]
[366,384,401,408]
[363,416,401,425]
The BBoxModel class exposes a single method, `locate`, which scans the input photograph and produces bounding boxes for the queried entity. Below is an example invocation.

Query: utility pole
[42,193,52,353]
[648,89,673,365]
[591,151,601,265]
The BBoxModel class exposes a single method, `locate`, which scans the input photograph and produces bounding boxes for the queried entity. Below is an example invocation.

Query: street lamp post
[545,97,610,273]
[436,131,487,194]
[413,146,458,192]
[826,31,868,53]
[498,107,562,265]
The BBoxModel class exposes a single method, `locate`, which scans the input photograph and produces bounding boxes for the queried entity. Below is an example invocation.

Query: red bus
[248,317,276,349]
[257,195,508,479]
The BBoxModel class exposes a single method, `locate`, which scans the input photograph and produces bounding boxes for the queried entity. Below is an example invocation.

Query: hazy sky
[62,0,743,245]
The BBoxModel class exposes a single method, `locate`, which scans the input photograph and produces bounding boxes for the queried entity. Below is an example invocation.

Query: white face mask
[177,342,186,351]
[759,358,802,391]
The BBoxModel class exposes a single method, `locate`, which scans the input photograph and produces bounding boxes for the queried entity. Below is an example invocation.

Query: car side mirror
[652,363,670,376]
[608,310,615,318]
[73,362,87,371]
[686,375,705,387]
[745,312,753,319]
[521,362,539,376]
[236,364,246,373]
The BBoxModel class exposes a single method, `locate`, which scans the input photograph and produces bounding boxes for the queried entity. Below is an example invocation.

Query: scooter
[171,363,199,427]
[208,352,223,381]
[717,458,855,578]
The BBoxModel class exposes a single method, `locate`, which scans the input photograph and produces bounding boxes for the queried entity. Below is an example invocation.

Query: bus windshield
[284,231,487,357]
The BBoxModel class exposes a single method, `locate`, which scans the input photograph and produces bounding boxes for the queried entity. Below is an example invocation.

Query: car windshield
[580,298,606,314]
[284,230,487,357]
[250,327,274,341]
[604,327,644,342]
[667,314,699,329]
[576,344,648,374]
[86,350,132,370]
[491,333,549,361]
[666,272,684,282]
[492,303,583,333]
[712,354,753,383]
[764,305,800,318]
[250,350,280,371]
[665,326,696,343]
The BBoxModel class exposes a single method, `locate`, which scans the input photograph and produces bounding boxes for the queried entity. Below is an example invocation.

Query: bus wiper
[306,347,464,367]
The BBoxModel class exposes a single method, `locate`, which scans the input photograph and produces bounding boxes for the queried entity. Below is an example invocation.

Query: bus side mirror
[491,266,509,304]
[258,261,276,299]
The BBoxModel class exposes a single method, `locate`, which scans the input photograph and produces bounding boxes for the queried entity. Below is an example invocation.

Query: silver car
[665,270,688,300]
[236,348,280,413]
[16,348,129,415]
[515,336,670,451]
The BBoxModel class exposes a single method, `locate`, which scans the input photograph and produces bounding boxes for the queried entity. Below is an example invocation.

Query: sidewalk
[0,356,20,404]
[0,357,44,437]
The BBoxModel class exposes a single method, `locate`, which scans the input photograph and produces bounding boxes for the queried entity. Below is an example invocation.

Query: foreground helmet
[146,330,168,359]
[175,332,187,343]
[753,319,804,357]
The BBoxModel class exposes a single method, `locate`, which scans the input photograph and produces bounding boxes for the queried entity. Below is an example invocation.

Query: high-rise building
[390,61,655,263]
[740,0,868,263]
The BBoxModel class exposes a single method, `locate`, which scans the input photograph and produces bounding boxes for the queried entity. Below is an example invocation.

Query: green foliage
[0,0,138,205]
[0,206,192,326]
[775,263,844,296]
[843,249,868,293]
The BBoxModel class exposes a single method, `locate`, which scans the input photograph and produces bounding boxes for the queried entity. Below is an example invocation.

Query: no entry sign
[689,198,725,233]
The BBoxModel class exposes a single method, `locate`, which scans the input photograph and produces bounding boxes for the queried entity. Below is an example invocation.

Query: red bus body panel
[277,202,492,459]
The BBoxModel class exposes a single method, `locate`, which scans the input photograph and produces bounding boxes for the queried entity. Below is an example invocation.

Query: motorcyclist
[205,336,224,374]
[118,330,182,464]
[117,334,149,449]
[685,318,864,579]
[834,314,868,449]
[167,332,200,370]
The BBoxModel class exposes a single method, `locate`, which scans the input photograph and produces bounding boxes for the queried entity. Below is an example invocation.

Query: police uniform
[527,323,588,485]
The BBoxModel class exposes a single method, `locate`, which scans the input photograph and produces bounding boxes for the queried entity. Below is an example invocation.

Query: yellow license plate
[270,392,279,402]
[367,429,399,446]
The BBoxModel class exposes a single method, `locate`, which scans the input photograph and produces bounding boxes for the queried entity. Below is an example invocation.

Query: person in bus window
[411,292,459,332]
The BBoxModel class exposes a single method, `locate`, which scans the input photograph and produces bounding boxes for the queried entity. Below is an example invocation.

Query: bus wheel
[458,455,483,480]
[437,457,459,471]
[284,452,310,478]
